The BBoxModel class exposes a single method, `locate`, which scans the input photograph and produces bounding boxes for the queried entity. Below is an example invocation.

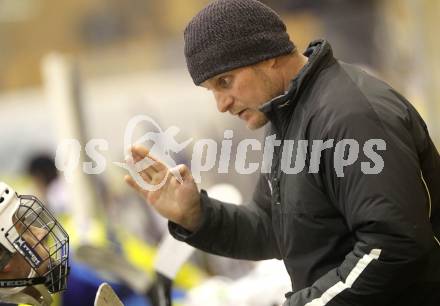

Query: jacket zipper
[272,109,297,259]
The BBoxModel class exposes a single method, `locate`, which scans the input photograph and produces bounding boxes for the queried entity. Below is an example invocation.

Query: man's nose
[214,92,234,113]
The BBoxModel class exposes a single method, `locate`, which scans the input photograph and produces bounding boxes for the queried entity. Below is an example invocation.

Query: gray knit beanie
[184,0,295,85]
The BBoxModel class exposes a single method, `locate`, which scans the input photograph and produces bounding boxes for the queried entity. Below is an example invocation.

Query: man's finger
[124,175,148,196]
[130,146,148,163]
[177,164,192,181]
[132,145,167,171]
[151,169,169,186]
[132,144,149,155]
[139,168,153,182]
[131,157,162,182]
[129,147,162,174]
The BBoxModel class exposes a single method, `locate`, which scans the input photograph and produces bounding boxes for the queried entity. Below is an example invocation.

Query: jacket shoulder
[306,62,423,141]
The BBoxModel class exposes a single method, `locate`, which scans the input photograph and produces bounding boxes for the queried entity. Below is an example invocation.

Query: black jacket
[170,40,440,306]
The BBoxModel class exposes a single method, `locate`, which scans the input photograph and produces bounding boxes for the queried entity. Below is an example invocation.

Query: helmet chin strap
[0,268,37,296]
[0,270,53,306]
[0,283,24,296]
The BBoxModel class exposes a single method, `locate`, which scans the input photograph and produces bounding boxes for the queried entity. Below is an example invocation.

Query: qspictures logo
[113,115,193,191]
[55,115,386,192]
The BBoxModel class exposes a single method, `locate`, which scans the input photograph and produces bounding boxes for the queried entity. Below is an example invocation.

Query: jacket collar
[259,39,335,121]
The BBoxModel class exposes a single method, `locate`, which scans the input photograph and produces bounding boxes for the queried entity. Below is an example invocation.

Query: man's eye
[218,77,230,88]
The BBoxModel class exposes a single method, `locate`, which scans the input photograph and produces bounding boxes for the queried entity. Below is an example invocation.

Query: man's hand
[124,145,202,232]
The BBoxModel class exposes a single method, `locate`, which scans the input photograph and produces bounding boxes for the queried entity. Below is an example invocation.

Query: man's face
[202,62,283,130]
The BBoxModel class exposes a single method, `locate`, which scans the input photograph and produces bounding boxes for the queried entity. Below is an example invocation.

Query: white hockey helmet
[0,182,69,304]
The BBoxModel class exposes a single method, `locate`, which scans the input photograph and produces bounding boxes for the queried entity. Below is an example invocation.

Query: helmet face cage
[4,195,69,293]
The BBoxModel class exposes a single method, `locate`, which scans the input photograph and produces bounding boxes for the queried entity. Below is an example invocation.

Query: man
[125,0,440,305]
[0,182,69,305]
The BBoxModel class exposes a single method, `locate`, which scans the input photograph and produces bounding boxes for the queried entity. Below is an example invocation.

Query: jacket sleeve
[168,174,281,260]
[285,108,439,306]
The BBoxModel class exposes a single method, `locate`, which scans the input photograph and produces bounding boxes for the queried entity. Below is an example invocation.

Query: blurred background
[0,0,439,305]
